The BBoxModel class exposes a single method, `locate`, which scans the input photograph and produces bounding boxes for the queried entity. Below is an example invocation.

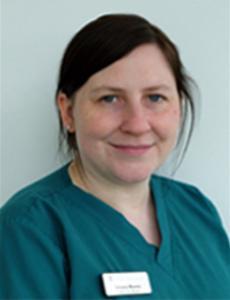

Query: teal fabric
[0,163,229,299]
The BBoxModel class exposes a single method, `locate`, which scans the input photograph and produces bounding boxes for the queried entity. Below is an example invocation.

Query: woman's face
[61,44,181,185]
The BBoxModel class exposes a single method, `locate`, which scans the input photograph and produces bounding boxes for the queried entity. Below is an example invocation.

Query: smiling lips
[110,143,154,156]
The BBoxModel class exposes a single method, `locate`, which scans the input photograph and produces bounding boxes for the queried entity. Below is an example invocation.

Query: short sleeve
[0,217,69,299]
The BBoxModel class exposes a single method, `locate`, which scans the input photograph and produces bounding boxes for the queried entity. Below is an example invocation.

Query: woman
[0,14,229,299]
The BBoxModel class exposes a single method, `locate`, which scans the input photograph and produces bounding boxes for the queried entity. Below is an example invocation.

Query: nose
[120,101,151,135]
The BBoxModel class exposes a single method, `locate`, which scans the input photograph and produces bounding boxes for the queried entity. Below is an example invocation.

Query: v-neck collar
[61,164,173,275]
[151,175,173,274]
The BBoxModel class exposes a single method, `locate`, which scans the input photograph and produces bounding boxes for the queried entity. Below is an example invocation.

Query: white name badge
[101,271,152,297]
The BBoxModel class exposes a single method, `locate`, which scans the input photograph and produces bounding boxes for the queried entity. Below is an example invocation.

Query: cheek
[77,102,123,139]
[154,107,181,137]
[171,107,181,126]
[74,111,114,146]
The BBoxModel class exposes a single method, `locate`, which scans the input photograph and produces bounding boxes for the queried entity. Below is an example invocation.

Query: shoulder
[152,174,214,206]
[152,175,230,271]
[151,174,224,228]
[152,173,206,196]
[0,163,72,239]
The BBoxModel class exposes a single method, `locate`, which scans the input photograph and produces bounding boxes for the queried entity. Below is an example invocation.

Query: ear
[56,92,75,133]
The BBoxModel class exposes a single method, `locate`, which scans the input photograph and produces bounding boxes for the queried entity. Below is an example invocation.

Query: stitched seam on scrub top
[2,215,66,261]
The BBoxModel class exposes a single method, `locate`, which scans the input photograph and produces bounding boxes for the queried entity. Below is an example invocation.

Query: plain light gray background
[1,0,229,232]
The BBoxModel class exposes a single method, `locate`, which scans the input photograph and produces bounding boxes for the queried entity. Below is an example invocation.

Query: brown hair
[56,13,196,170]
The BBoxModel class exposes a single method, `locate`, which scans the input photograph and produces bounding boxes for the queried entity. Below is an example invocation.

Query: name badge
[101,271,152,297]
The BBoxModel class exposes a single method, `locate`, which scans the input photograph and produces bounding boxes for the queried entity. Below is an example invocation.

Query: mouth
[109,143,154,156]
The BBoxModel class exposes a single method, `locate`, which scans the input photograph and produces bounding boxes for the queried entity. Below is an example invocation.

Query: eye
[100,95,118,103]
[148,94,165,102]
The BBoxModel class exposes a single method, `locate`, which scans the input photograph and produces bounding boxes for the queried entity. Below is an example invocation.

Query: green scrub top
[0,163,229,299]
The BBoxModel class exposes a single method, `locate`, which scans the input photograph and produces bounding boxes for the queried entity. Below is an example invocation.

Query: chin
[113,167,155,185]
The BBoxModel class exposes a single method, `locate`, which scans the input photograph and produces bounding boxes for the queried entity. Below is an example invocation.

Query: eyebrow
[90,84,173,94]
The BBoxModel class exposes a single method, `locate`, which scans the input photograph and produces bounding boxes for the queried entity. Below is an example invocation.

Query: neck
[68,159,152,215]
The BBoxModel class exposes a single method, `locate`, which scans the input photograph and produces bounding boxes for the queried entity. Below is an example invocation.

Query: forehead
[84,44,176,91]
